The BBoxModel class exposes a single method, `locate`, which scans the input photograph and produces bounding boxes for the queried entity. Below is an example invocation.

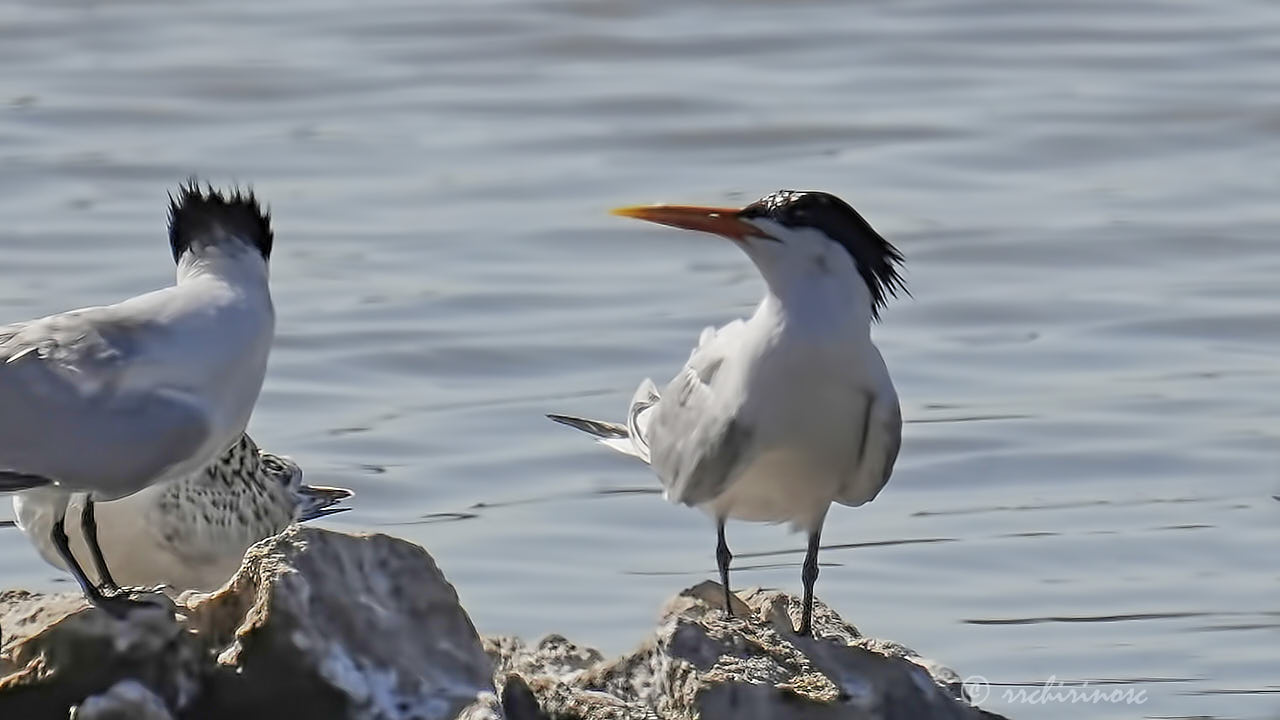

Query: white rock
[1,527,499,720]
[489,581,1007,720]
[73,680,174,720]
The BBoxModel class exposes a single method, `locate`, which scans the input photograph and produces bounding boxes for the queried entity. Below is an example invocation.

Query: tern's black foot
[796,616,812,637]
[94,577,121,596]
[87,587,171,619]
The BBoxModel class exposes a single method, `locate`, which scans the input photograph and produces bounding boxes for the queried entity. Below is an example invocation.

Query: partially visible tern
[549,190,906,636]
[14,433,352,592]
[0,182,276,615]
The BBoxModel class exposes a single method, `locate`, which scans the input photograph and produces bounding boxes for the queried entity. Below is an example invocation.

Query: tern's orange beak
[610,204,763,242]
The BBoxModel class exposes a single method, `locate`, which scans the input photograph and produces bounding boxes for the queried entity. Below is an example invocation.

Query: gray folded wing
[836,391,901,507]
[648,322,755,507]
[0,316,211,499]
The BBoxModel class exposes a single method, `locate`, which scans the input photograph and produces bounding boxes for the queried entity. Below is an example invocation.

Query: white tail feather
[547,377,663,465]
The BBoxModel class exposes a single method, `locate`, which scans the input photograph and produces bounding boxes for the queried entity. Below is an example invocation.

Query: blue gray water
[1,1,1278,718]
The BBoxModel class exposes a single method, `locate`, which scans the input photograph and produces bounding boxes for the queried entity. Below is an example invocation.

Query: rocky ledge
[0,527,1007,720]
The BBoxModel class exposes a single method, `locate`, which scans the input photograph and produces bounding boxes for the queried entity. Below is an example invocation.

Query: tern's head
[612,190,905,321]
[168,180,273,265]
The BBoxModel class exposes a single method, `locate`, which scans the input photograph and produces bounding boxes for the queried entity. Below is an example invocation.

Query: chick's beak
[610,204,764,242]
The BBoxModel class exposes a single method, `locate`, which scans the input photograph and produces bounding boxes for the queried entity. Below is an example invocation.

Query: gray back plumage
[0,316,210,498]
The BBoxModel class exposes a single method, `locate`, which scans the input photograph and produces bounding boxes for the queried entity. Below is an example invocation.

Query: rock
[498,675,549,720]
[2,529,1005,720]
[73,680,175,720]
[487,581,1008,720]
[0,527,498,720]
[186,527,499,719]
[0,590,194,719]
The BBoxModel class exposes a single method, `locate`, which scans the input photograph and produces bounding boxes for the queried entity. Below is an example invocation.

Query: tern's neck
[756,289,872,343]
[753,268,875,339]
[741,235,876,335]
[176,247,270,290]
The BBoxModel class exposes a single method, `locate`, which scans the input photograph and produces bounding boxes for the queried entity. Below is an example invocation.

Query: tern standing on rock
[14,434,352,592]
[0,182,277,615]
[550,190,905,636]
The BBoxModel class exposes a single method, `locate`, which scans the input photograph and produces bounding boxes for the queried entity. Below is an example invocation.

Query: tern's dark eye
[260,456,291,482]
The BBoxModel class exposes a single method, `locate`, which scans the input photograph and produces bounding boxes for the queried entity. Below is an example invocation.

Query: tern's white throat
[734,220,881,331]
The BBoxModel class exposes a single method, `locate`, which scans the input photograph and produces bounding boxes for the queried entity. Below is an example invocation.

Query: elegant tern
[550,189,905,636]
[0,182,276,614]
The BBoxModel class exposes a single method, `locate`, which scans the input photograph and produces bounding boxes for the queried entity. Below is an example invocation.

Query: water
[1,1,1278,717]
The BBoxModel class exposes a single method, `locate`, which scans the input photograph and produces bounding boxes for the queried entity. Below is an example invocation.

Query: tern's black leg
[50,514,108,605]
[797,528,822,636]
[81,498,119,592]
[51,509,160,619]
[716,518,734,617]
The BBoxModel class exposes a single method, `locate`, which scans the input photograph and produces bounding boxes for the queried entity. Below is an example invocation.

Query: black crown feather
[167,179,273,263]
[739,190,906,320]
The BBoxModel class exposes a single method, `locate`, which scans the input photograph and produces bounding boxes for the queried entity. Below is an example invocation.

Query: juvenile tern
[14,434,352,592]
[549,190,905,636]
[0,182,276,614]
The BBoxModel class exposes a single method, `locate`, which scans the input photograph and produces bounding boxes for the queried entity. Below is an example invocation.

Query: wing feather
[648,321,754,507]
[0,314,211,498]
[837,392,901,506]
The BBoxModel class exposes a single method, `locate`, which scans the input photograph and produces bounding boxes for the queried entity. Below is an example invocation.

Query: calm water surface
[2,1,1279,718]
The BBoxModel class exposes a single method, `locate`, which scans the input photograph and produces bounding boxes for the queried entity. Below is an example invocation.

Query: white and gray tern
[0,182,276,615]
[14,433,351,592]
[550,190,905,636]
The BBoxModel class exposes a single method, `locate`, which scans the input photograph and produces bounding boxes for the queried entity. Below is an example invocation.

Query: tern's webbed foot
[88,586,172,619]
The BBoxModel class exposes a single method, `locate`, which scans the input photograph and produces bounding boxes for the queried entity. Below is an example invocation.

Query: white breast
[699,312,889,532]
[705,448,842,531]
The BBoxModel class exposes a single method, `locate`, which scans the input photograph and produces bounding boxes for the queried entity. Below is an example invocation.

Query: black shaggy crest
[739,190,906,320]
[167,179,273,263]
